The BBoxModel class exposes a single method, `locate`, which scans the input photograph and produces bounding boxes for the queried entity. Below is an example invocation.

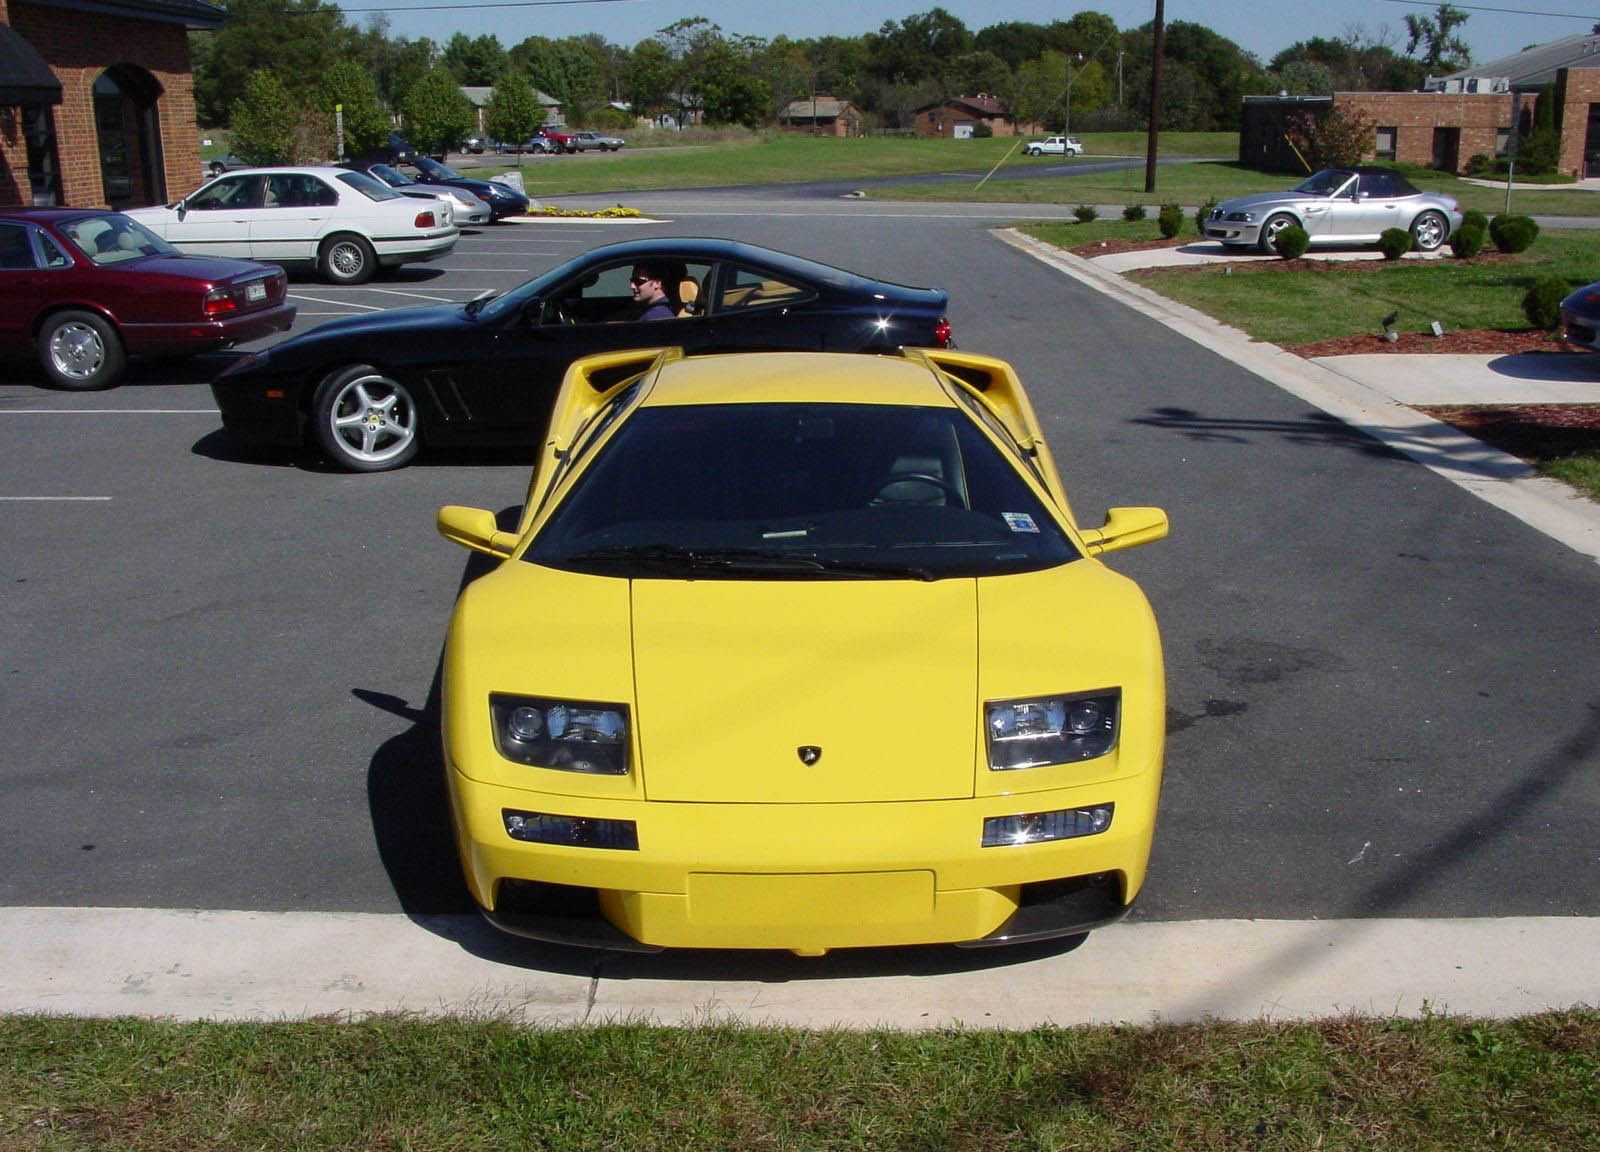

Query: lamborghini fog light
[502,809,639,850]
[982,805,1113,847]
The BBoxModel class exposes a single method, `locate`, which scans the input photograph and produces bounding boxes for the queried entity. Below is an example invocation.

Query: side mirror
[437,505,518,559]
[1080,507,1168,556]
[174,200,188,219]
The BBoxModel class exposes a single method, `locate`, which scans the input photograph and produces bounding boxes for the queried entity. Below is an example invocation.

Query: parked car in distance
[1025,136,1083,156]
[459,136,486,154]
[340,161,491,226]
[434,344,1168,953]
[507,133,560,154]
[539,125,575,152]
[208,236,953,472]
[404,156,531,220]
[0,208,294,390]
[1560,281,1600,353]
[567,130,625,152]
[204,153,251,177]
[383,132,420,164]
[125,166,458,285]
[1203,167,1463,253]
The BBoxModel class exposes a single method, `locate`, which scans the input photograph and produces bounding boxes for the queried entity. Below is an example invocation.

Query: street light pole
[1064,53,1082,137]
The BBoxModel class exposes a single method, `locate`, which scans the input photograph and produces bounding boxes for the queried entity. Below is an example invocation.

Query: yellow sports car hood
[447,560,1158,804]
[630,580,977,803]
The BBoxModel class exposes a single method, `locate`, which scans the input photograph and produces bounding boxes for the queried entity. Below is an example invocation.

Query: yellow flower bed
[526,205,643,218]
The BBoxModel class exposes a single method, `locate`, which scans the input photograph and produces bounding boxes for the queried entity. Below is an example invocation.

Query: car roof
[0,207,117,224]
[641,351,958,409]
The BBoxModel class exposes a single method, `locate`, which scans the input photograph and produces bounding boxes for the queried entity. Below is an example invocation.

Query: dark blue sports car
[210,237,953,471]
[404,157,530,221]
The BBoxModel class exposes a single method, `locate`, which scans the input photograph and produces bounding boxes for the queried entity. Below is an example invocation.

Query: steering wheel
[875,471,965,504]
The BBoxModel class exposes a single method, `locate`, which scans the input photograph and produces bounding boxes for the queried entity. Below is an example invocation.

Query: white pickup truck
[1024,136,1084,157]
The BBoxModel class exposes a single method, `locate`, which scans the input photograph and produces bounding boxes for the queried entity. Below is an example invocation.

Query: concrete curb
[996,228,1600,564]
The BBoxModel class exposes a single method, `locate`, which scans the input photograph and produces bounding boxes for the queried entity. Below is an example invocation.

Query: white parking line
[0,496,112,502]
[369,288,454,302]
[288,293,384,311]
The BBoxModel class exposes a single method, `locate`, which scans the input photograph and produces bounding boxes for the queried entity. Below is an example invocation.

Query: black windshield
[526,402,1080,580]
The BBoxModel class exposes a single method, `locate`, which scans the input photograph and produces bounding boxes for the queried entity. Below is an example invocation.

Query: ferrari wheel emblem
[797,746,822,766]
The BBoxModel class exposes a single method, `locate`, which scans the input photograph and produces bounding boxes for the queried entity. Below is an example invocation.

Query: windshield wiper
[563,544,937,581]
[564,544,827,575]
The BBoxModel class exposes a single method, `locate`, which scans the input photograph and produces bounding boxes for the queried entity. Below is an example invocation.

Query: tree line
[196,1,1474,162]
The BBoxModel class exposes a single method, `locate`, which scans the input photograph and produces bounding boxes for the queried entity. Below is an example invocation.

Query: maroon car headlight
[202,287,238,316]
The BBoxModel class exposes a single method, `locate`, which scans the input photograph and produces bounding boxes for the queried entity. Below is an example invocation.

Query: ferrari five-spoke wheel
[37,310,125,390]
[1259,213,1297,253]
[1411,209,1449,252]
[312,365,420,471]
[318,233,376,285]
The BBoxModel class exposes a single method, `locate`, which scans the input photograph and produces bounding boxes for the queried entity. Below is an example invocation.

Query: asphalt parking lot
[4,207,1599,967]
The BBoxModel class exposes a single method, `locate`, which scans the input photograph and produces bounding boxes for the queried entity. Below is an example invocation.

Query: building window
[22,106,61,207]
[1375,126,1397,161]
[1496,127,1512,157]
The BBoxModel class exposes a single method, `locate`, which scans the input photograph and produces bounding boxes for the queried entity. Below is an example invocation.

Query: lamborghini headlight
[490,693,629,775]
[985,690,1119,770]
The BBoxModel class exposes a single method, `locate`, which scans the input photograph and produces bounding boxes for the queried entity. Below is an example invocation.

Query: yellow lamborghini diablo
[437,347,1168,955]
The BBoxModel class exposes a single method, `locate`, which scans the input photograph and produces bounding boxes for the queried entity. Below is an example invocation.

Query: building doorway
[93,65,165,208]
[1586,104,1600,178]
[1431,126,1460,172]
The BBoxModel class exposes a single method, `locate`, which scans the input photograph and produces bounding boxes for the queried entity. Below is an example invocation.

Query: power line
[1382,0,1599,21]
[328,0,646,14]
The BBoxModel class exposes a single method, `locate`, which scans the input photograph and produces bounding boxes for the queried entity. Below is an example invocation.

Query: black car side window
[0,223,37,269]
[189,175,262,210]
[716,264,816,312]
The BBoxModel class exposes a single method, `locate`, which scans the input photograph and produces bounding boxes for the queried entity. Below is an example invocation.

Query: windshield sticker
[1002,512,1039,534]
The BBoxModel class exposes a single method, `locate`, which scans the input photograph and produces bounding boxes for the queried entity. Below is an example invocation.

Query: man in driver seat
[629,263,677,321]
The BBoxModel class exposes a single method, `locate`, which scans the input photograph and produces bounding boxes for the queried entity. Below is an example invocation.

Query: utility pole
[1504,90,1521,214]
[1064,53,1082,136]
[1144,0,1165,193]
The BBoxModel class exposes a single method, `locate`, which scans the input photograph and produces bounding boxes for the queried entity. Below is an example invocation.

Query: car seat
[677,275,701,317]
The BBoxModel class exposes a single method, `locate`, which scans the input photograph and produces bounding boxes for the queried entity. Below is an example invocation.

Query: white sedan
[126,167,459,285]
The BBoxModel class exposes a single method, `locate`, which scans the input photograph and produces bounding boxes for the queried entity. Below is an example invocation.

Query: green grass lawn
[487,131,1238,197]
[5,1012,1597,1150]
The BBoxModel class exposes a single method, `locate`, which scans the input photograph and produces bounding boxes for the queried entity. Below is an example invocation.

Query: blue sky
[339,0,1596,70]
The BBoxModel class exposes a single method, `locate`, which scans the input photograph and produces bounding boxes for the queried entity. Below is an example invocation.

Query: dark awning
[0,25,62,106]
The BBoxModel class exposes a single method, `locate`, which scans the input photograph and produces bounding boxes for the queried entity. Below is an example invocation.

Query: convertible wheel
[37,310,125,390]
[318,233,376,285]
[1411,209,1449,252]
[312,365,420,472]
[1259,213,1297,254]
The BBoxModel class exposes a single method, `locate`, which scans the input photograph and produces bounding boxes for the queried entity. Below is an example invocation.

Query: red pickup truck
[539,126,575,152]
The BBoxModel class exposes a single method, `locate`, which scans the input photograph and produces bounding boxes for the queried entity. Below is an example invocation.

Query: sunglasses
[630,274,656,285]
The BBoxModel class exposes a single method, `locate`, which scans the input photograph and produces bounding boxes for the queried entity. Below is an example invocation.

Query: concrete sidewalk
[999,230,1600,564]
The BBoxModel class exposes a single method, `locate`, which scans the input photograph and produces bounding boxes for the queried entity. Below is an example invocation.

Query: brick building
[1241,33,1600,178]
[0,0,222,210]
[778,96,862,137]
[912,94,1016,139]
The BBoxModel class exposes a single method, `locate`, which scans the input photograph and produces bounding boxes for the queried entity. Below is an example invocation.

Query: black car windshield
[1294,169,1356,196]
[60,214,177,264]
[525,402,1080,580]
[413,157,461,180]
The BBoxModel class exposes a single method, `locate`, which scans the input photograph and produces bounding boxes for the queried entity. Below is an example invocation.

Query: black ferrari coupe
[211,237,953,472]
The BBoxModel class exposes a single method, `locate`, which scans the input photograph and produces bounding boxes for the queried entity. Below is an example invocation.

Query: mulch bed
[1420,403,1600,461]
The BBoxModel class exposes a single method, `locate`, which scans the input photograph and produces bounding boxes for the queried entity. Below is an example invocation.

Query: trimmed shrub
[1461,209,1489,233]
[1465,153,1495,176]
[1073,203,1098,223]
[1157,201,1185,238]
[1194,196,1218,235]
[1122,203,1147,221]
[1490,214,1540,253]
[1522,275,1569,328]
[1377,227,1413,260]
[1275,225,1311,259]
[1449,223,1487,258]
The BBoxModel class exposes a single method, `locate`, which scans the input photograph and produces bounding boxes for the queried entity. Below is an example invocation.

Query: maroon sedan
[0,208,296,390]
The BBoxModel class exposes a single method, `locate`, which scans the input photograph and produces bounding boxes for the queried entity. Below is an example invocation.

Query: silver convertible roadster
[1203,168,1462,253]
